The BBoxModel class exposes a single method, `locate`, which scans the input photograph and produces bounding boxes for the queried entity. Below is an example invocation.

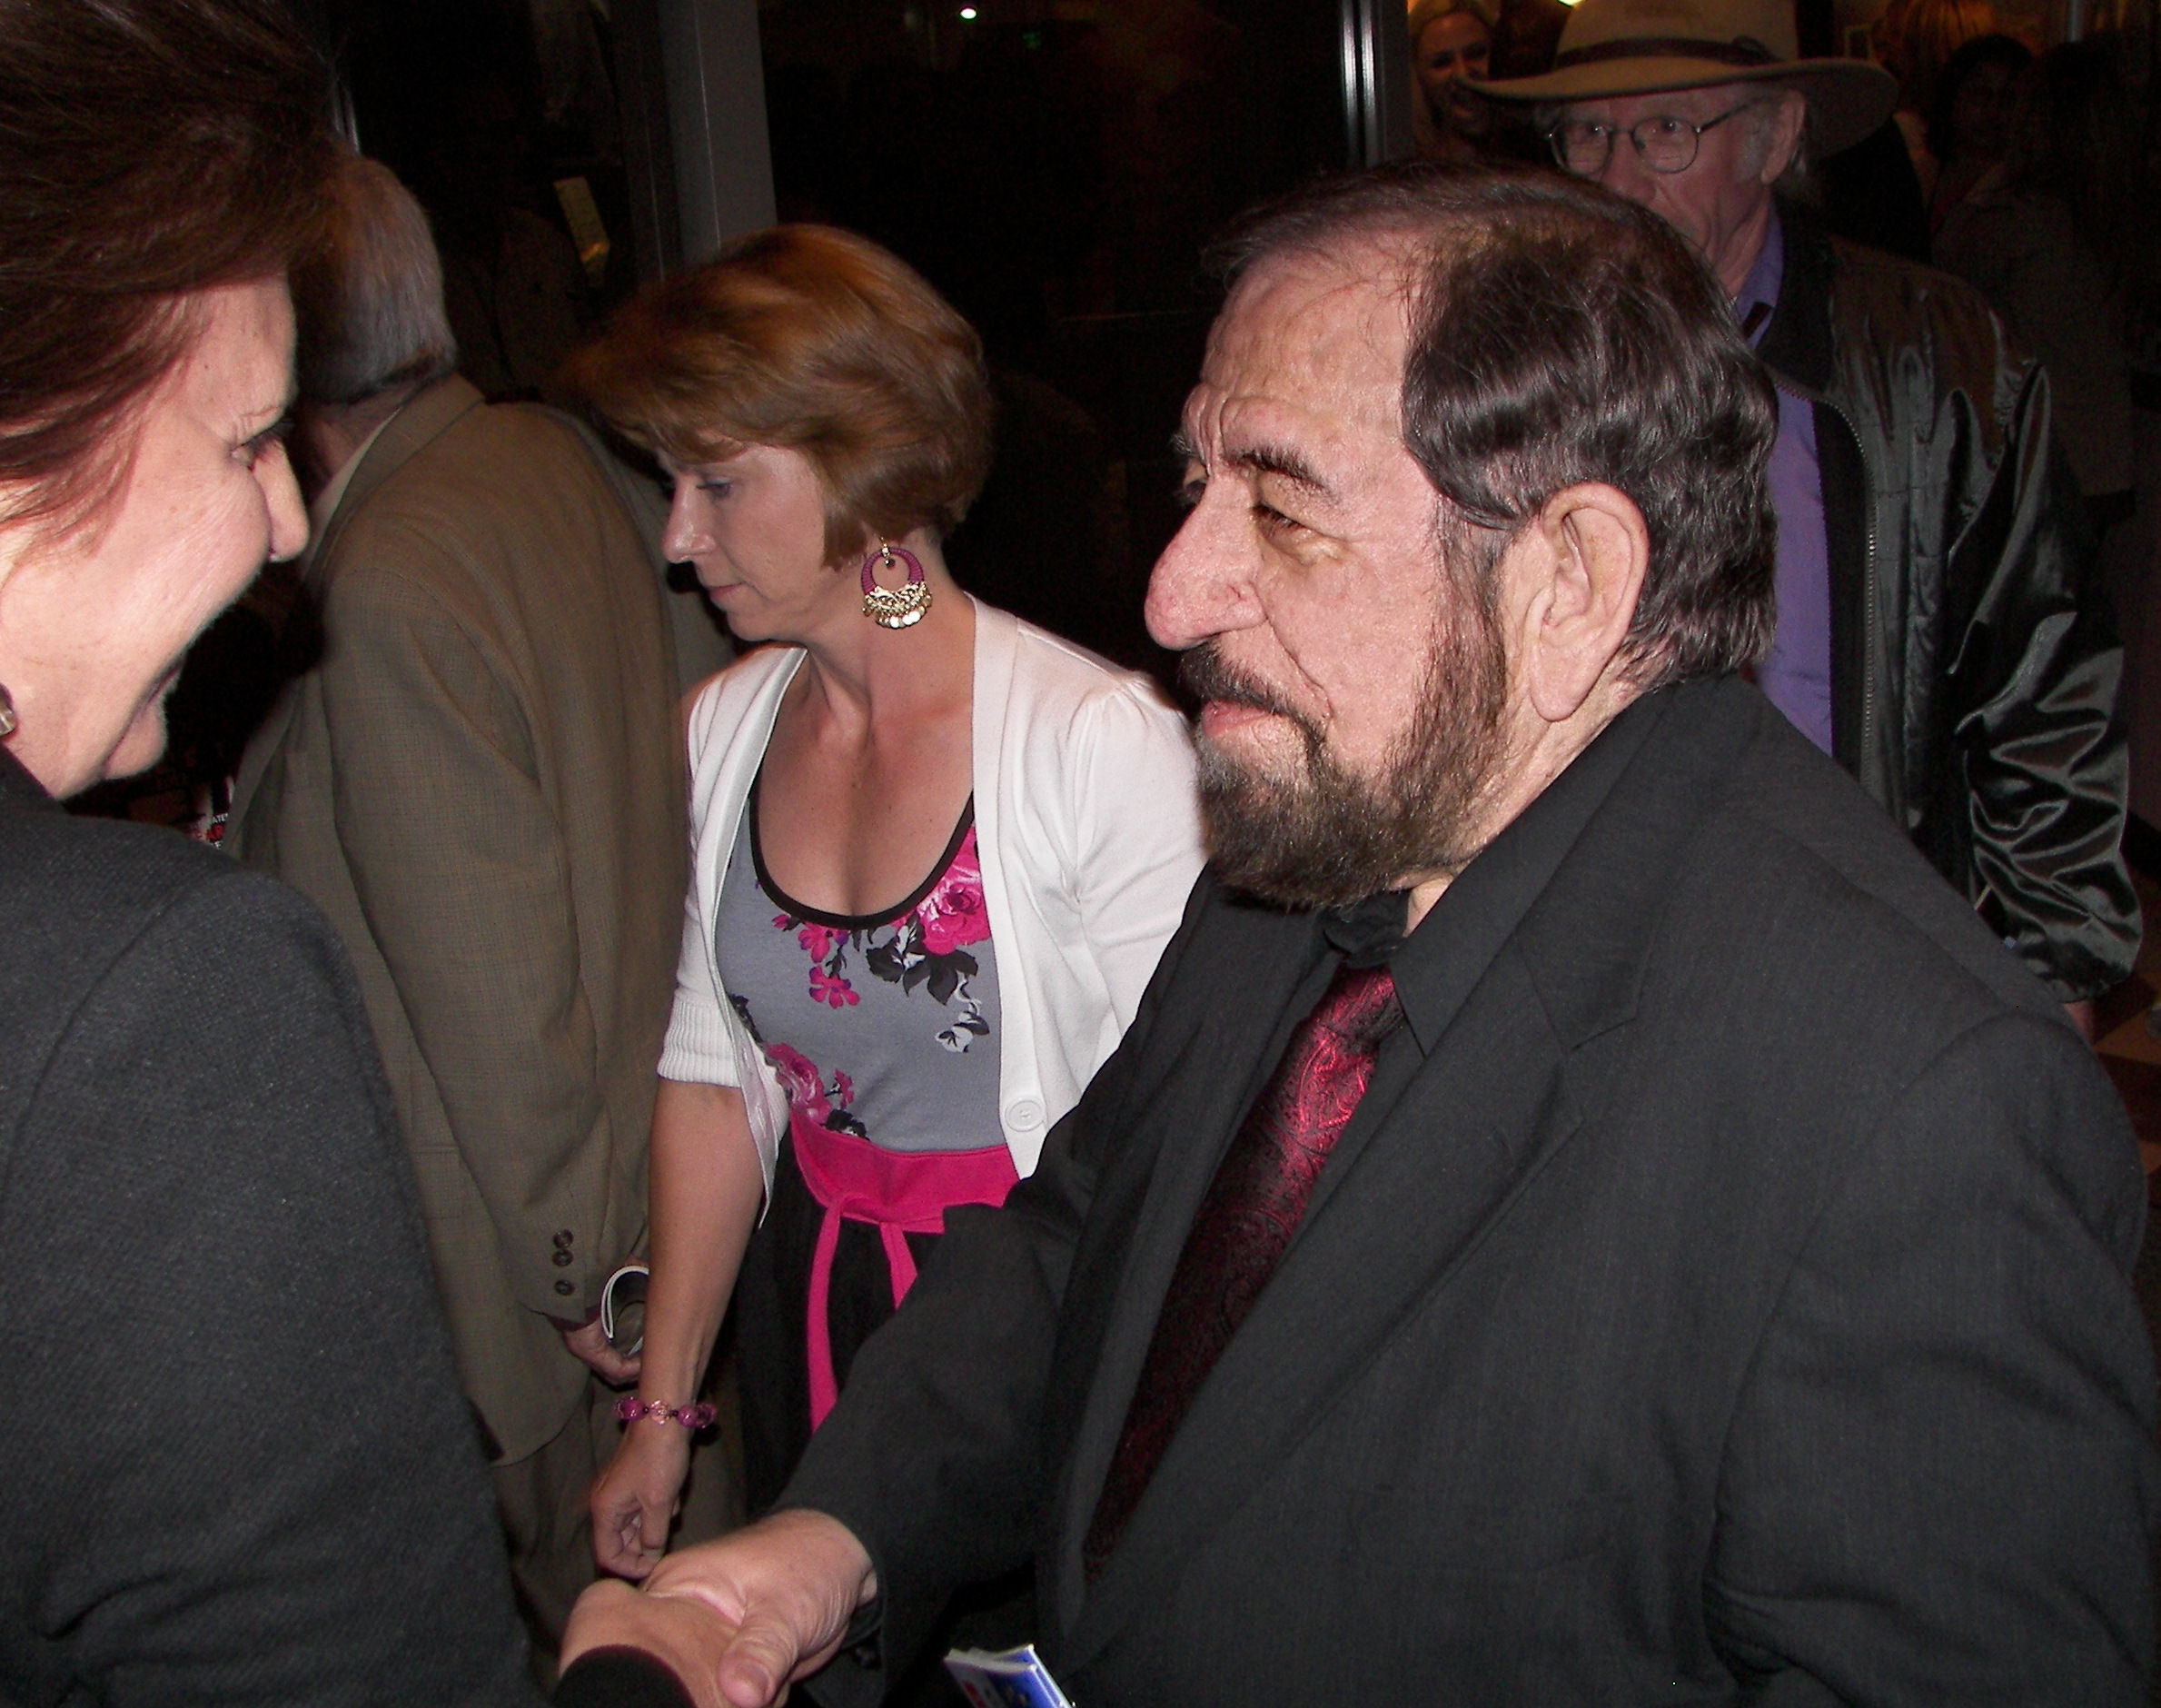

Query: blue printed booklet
[943,1643,1075,1708]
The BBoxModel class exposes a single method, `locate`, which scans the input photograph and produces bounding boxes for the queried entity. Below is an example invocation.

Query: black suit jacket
[787,679,2158,1705]
[0,749,539,1705]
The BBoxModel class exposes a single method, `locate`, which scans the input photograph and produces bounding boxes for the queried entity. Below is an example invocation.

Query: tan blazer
[234,375,730,1464]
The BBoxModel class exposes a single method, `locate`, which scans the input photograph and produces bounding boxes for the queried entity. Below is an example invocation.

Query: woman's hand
[560,1578,744,1707]
[591,1417,695,1579]
[593,1081,764,1577]
[564,1511,877,1708]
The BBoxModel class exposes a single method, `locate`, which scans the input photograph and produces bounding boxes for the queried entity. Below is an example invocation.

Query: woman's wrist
[616,1396,718,1430]
[631,1327,710,1412]
[611,1412,693,1466]
[633,1358,706,1412]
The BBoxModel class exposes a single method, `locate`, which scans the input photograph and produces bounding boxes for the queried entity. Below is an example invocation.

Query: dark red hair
[0,0,336,535]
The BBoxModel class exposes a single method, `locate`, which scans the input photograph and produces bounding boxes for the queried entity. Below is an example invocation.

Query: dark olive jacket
[1759,205,2137,1001]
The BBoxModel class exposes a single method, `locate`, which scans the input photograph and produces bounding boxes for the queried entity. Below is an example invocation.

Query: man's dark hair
[1213,164,1779,690]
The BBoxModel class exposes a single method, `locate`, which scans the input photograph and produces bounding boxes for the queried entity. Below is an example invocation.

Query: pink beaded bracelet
[614,1396,719,1430]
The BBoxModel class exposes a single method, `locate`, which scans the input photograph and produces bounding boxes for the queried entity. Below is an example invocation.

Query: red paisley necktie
[1082,960,1403,1583]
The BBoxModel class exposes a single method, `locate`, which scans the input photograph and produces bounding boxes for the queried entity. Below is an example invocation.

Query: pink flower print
[917,829,990,956]
[809,966,859,1008]
[833,1069,855,1107]
[793,919,844,963]
[764,1043,832,1122]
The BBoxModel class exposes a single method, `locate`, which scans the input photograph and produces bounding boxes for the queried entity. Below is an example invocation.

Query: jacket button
[552,1250,573,1267]
[552,1229,574,1249]
[1007,1098,1044,1130]
[554,1279,576,1296]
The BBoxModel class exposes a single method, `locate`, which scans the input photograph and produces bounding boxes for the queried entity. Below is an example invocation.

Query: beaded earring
[860,541,930,630]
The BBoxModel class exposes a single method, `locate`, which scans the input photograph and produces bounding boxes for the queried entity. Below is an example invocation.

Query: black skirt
[729,1139,1036,1705]
[734,1134,943,1513]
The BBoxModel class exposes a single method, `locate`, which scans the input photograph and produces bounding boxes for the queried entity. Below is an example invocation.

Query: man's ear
[1757,88,1808,185]
[1510,482,1649,726]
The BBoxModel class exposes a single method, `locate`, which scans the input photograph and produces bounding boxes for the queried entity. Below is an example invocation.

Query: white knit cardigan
[658,598,1204,1189]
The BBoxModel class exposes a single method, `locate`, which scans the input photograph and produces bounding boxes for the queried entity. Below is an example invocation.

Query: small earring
[860,541,931,630]
[0,682,15,739]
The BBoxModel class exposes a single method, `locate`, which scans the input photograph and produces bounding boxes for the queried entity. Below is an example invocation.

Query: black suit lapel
[1044,895,1326,1634]
[1064,946,1581,1669]
[1056,680,1769,1669]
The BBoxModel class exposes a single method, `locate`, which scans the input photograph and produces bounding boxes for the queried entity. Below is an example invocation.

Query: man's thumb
[716,1607,804,1708]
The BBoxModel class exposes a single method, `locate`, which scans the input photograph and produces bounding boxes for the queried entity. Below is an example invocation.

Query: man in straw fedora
[1484,0,2137,1035]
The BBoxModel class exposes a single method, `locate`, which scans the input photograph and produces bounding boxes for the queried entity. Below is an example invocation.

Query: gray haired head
[292,154,458,407]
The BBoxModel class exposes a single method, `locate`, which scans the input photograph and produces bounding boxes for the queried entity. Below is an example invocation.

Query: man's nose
[1595,139,1654,204]
[1144,501,1261,652]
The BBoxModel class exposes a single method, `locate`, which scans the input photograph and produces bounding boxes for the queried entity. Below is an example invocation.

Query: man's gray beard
[1182,601,1509,912]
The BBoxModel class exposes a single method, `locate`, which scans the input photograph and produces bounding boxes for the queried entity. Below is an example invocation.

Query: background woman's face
[0,277,305,796]
[1417,12,1492,113]
[1949,62,2021,159]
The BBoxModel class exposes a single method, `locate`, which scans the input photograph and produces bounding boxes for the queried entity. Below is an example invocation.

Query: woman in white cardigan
[572,226,1204,1583]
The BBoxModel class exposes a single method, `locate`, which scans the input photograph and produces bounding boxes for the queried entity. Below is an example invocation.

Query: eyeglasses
[1545,101,1760,176]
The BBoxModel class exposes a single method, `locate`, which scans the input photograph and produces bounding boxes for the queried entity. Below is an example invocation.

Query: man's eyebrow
[1226,442,1331,497]
[1169,430,1200,466]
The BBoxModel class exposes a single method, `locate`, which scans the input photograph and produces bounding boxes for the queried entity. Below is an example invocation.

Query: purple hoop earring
[860,541,931,630]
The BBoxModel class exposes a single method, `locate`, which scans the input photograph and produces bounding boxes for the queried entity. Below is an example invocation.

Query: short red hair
[568,225,995,562]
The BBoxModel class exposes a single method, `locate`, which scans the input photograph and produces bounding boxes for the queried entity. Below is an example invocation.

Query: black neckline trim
[748,774,976,930]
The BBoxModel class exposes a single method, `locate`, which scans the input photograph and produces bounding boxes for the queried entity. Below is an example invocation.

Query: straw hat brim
[1477,56,1897,154]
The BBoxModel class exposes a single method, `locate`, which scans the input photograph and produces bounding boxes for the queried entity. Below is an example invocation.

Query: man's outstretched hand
[563,1509,878,1708]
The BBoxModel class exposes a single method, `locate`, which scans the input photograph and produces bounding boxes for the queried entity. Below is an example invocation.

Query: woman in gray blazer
[0,4,540,1701]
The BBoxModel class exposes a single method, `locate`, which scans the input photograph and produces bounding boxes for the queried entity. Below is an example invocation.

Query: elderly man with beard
[551,166,2157,1708]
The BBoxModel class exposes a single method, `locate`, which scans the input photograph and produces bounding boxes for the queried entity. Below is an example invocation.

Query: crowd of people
[1419,0,2157,681]
[2,0,2159,1704]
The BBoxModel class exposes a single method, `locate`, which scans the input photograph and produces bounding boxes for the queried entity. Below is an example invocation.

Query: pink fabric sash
[789,1108,1018,1429]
